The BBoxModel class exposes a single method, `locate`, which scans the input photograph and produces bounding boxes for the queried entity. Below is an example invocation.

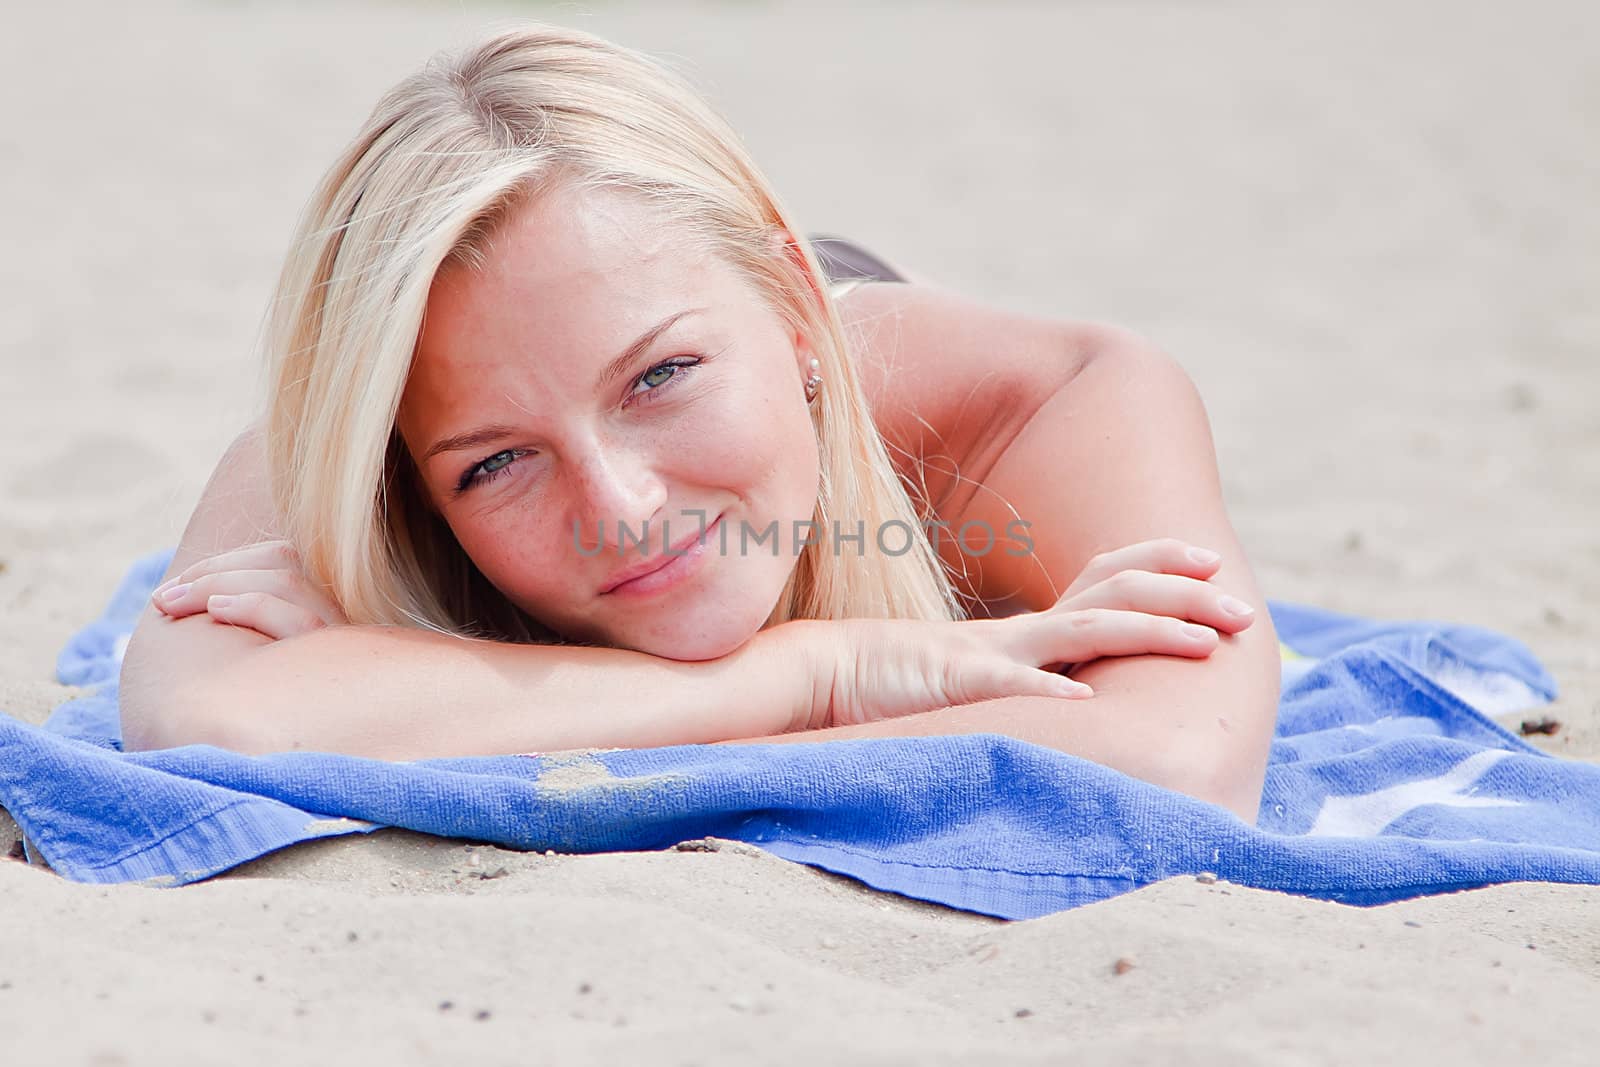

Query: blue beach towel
[2,548,1597,921]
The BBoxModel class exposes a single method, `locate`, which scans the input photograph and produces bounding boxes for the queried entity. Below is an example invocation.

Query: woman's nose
[565,444,669,553]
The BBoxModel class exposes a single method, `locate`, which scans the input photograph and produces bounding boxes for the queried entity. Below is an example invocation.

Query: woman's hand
[1044,536,1255,672]
[795,538,1254,729]
[149,540,347,640]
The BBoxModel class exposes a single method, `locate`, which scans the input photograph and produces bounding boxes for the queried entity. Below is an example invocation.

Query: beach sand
[2,0,1597,1061]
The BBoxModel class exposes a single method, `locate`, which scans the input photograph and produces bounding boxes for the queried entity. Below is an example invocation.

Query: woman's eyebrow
[594,307,706,391]
[420,308,709,465]
[421,424,522,464]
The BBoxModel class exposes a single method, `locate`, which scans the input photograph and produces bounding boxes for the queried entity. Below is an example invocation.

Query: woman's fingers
[153,568,340,626]
[941,655,1095,707]
[206,592,328,641]
[1010,607,1222,668]
[1057,570,1255,634]
[151,540,300,601]
[1059,537,1221,602]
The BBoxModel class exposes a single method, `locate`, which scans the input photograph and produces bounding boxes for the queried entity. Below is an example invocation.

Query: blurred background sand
[2,1,1597,1062]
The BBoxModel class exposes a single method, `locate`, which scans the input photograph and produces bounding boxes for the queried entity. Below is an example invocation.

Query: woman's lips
[599,513,722,597]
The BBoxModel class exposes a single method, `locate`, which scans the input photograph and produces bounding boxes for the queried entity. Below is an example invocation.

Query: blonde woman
[120,24,1281,821]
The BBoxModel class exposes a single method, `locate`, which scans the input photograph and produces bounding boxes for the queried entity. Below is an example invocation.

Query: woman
[120,23,1280,821]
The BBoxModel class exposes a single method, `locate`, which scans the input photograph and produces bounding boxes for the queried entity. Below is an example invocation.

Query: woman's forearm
[119,608,816,760]
[725,619,1281,823]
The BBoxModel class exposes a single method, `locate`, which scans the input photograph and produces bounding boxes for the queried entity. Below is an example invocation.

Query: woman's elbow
[118,627,258,755]
[1173,757,1269,825]
[119,666,226,753]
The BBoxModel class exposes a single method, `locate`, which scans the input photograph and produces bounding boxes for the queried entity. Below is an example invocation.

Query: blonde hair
[262,22,968,644]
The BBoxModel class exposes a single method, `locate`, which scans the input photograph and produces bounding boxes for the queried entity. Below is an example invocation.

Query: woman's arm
[119,426,813,759]
[122,416,1243,762]
[743,288,1281,822]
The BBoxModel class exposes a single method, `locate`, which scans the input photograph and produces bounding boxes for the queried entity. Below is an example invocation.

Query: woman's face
[396,182,822,660]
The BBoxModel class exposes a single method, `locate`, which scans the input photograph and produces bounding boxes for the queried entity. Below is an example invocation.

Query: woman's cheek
[453,504,567,604]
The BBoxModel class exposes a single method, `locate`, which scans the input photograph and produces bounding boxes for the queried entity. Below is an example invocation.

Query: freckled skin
[396,184,821,660]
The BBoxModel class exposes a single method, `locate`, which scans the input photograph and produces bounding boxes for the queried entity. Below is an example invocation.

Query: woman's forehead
[419,189,728,355]
[435,184,707,314]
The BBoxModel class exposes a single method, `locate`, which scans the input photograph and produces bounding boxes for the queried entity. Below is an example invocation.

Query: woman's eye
[629,356,700,403]
[481,450,516,474]
[455,449,524,494]
[640,364,676,388]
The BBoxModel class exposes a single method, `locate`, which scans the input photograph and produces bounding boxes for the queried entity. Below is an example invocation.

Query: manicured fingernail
[1218,595,1254,617]
[1187,547,1221,566]
[158,583,191,605]
[1182,623,1216,641]
[208,595,236,611]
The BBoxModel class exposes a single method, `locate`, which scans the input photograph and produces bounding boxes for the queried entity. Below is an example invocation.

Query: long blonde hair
[262,22,967,644]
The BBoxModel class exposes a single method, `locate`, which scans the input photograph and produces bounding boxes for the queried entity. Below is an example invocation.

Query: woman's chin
[631,623,759,663]
[600,598,772,661]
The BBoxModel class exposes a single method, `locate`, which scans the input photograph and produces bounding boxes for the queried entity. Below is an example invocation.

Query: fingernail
[1182,623,1216,641]
[158,583,191,605]
[1187,547,1221,566]
[1218,595,1255,617]
[208,595,236,611]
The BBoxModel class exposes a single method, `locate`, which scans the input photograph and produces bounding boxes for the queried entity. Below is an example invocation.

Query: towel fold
[2,548,1595,921]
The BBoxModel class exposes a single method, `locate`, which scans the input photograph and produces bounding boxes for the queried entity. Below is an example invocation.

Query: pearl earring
[804,357,823,405]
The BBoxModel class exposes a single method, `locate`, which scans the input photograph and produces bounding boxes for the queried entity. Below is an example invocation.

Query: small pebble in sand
[674,838,720,852]
[1014,1008,1034,1019]
[1519,716,1562,736]
[1195,871,1218,884]
[466,853,481,868]
[474,866,510,881]
[544,849,556,857]
[1112,957,1136,976]
[1404,920,1422,928]
[578,983,593,995]
[819,935,840,950]
[438,1001,454,1012]
[475,1010,492,1021]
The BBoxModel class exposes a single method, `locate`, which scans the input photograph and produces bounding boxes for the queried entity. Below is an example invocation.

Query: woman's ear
[767,227,827,309]
[765,227,822,375]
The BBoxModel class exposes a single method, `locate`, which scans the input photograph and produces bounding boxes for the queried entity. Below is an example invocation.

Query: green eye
[481,450,516,474]
[640,364,677,388]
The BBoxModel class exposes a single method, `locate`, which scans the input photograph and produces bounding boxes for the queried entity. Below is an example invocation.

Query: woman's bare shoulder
[834,280,1098,517]
[160,418,281,581]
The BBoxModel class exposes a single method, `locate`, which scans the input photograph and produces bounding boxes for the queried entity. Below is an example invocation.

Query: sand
[2,0,1597,1062]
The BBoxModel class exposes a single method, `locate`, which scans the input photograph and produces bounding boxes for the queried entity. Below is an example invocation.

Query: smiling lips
[598,513,722,596]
